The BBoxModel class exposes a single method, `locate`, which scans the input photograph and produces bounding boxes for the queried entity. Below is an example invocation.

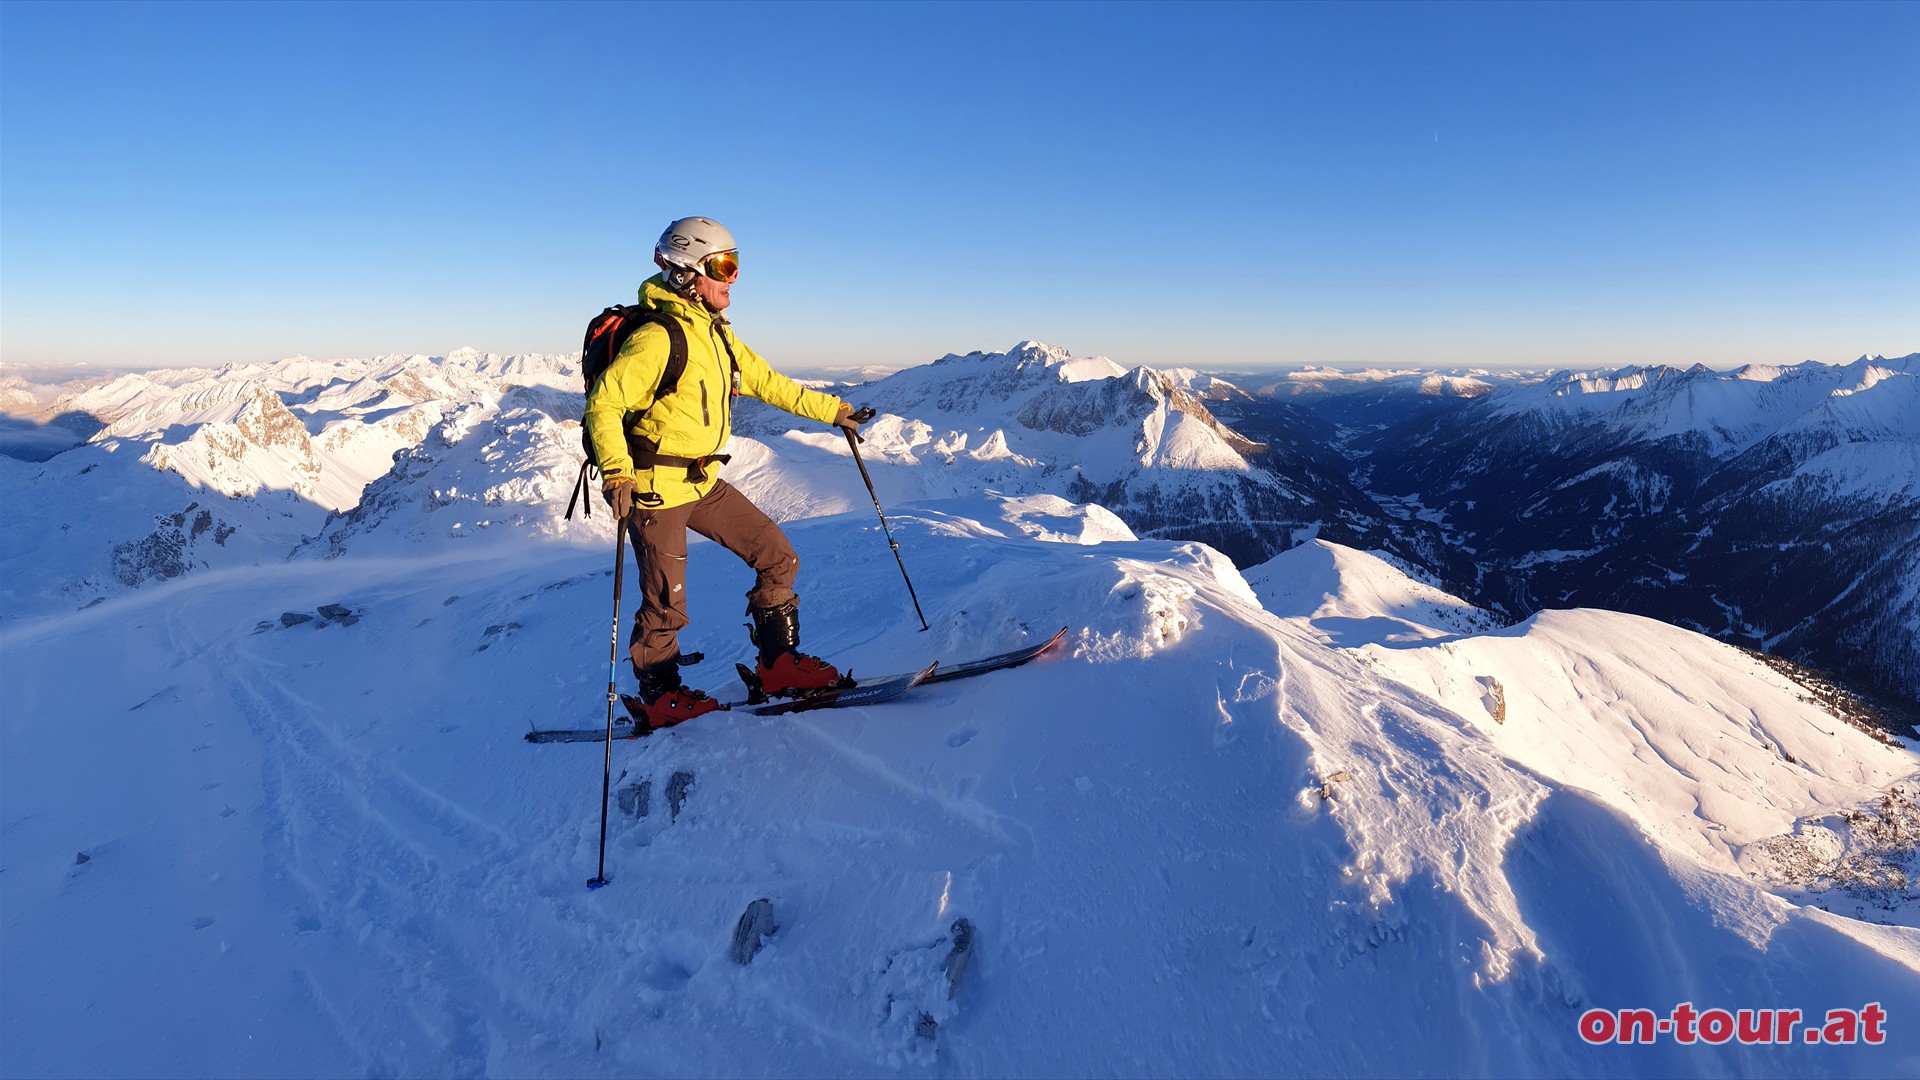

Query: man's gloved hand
[602,476,635,520]
[833,402,876,432]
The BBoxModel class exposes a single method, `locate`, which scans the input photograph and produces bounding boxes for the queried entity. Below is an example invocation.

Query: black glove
[603,477,635,520]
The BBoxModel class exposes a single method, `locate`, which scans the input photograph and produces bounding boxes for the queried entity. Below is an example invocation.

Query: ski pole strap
[565,459,596,521]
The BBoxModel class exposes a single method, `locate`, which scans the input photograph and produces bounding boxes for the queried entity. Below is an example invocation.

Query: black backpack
[564,305,689,519]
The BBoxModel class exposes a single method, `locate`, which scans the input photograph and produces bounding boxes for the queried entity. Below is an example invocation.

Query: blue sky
[3,0,1915,372]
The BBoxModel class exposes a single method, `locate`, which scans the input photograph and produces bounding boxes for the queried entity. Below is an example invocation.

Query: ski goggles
[697,249,740,283]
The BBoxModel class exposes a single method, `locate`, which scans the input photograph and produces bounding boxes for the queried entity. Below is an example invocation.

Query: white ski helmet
[654,216,737,277]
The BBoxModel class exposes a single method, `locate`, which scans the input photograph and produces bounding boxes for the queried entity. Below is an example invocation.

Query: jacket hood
[638,274,715,328]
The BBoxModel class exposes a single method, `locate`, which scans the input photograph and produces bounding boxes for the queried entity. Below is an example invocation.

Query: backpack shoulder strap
[649,313,690,401]
[567,307,692,521]
[615,310,691,404]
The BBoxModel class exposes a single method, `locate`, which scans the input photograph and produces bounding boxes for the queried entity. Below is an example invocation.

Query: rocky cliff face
[108,500,238,586]
[132,382,331,503]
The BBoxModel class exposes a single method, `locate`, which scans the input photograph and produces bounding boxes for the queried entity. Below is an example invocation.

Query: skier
[586,216,864,728]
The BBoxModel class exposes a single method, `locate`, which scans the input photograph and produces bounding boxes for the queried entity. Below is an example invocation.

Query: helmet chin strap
[655,254,701,298]
[654,255,723,313]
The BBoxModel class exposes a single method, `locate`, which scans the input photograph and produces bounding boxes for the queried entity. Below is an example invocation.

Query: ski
[749,662,938,716]
[830,625,1069,692]
[525,627,1068,745]
[526,720,646,744]
[923,626,1067,685]
[525,663,938,744]
[841,625,1069,692]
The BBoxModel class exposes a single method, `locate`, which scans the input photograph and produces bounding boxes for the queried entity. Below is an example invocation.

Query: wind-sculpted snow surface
[4,485,1916,1077]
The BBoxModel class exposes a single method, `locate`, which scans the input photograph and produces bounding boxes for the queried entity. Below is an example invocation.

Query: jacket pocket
[700,382,710,426]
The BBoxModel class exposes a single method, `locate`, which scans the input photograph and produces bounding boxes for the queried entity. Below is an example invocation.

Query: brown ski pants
[624,478,798,671]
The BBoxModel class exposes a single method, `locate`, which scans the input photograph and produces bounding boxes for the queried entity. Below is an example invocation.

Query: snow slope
[4,491,1915,1077]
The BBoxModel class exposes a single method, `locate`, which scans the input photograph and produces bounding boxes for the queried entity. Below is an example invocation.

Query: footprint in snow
[192,916,215,931]
[638,957,695,992]
[946,728,977,748]
[616,771,696,848]
[870,917,976,1060]
[665,771,694,821]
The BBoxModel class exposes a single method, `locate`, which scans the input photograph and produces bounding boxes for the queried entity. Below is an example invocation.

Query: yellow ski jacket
[584,276,846,508]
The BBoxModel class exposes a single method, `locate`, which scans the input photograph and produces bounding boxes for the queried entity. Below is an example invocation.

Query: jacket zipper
[710,323,734,457]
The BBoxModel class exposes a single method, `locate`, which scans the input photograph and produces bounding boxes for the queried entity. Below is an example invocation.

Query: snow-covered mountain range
[0,349,576,612]
[1353,355,1920,703]
[733,340,1401,567]
[14,343,1907,702]
[2,343,1915,1076]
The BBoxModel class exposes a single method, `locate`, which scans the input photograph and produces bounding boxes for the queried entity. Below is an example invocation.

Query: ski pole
[588,513,626,890]
[843,408,928,632]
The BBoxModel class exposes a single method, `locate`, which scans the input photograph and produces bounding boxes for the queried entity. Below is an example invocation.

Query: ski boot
[739,600,853,702]
[624,661,721,730]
